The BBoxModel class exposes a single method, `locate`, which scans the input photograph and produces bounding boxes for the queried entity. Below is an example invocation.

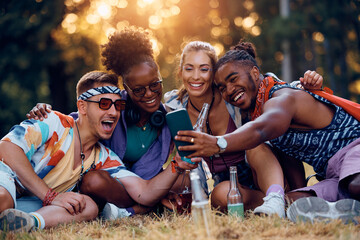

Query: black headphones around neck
[125,98,165,128]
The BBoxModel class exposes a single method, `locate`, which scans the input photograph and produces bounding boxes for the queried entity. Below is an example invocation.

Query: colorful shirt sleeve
[96,143,139,179]
[1,112,72,163]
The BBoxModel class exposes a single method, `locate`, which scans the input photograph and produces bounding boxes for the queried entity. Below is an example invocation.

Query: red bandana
[250,76,360,122]
[250,76,285,120]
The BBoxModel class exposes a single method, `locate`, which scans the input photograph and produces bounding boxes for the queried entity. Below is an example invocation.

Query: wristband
[171,157,185,174]
[43,188,59,206]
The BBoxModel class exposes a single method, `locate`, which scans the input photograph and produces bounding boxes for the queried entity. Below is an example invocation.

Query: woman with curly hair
[26,27,199,219]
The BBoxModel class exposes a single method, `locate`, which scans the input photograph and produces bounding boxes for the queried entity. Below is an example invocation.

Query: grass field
[1,210,360,240]
[2,164,358,239]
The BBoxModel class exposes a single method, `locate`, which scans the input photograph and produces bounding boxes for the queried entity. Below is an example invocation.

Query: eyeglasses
[84,98,126,111]
[123,80,162,98]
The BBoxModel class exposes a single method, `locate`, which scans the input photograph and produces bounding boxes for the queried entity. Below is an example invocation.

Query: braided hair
[214,40,259,74]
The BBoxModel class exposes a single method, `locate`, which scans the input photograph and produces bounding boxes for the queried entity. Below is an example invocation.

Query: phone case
[166,108,195,158]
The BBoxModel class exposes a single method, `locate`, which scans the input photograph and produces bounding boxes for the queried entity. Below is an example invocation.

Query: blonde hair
[177,41,218,101]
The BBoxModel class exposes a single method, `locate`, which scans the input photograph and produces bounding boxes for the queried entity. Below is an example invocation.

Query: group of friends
[1,26,360,233]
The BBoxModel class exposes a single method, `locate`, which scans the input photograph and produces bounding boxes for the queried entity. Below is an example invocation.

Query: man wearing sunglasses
[0,71,194,232]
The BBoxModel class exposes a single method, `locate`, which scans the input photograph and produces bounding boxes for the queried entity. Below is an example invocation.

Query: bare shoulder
[271,87,316,104]
[272,88,334,128]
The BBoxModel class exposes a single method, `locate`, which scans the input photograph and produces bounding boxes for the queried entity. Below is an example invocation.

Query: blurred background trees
[0,0,359,136]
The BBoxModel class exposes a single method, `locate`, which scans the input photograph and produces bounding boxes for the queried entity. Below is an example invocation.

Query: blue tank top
[269,85,360,178]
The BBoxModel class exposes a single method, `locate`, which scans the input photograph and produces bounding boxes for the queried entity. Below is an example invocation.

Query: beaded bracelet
[171,157,185,174]
[43,188,59,206]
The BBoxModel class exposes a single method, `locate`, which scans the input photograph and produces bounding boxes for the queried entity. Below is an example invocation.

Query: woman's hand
[173,152,200,170]
[26,103,52,121]
[175,131,219,158]
[300,70,323,90]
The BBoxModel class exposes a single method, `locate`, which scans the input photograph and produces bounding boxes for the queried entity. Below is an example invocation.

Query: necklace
[189,89,215,135]
[75,120,95,190]
[136,123,150,148]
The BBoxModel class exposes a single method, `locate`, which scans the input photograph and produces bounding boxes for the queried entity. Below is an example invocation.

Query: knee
[81,195,99,221]
[80,170,111,195]
[0,187,14,212]
[210,181,229,212]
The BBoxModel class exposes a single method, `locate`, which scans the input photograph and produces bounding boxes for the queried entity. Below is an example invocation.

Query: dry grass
[1,163,352,239]
[1,210,360,240]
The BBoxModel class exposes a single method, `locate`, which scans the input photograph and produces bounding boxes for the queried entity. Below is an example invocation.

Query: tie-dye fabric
[1,111,137,192]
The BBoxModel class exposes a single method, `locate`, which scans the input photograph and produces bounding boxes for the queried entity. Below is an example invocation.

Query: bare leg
[36,195,98,228]
[0,187,14,212]
[343,173,360,201]
[246,144,284,194]
[210,181,264,213]
[80,170,135,209]
[274,148,307,191]
[285,191,315,206]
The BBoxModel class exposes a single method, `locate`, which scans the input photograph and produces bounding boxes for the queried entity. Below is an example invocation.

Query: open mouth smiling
[190,82,203,88]
[232,90,245,102]
[145,98,156,104]
[101,119,115,131]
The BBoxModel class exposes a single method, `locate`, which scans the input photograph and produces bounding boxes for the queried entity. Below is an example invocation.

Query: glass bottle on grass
[176,170,192,214]
[227,166,244,219]
[190,171,212,237]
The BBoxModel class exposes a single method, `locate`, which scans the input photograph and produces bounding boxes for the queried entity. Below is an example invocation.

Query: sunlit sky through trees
[1,0,359,135]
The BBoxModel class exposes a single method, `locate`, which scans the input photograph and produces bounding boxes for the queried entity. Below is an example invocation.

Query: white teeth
[190,83,202,87]
[234,92,244,101]
[103,120,114,123]
[146,99,156,104]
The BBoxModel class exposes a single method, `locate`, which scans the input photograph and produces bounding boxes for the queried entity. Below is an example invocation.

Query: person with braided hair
[164,40,324,218]
[175,40,360,223]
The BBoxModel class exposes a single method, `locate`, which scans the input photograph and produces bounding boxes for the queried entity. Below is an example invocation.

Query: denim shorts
[0,160,43,212]
[0,160,17,208]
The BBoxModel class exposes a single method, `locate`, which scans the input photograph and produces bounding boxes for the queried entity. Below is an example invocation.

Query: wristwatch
[216,136,227,154]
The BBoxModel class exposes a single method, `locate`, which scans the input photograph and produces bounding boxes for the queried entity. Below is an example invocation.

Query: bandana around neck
[78,86,121,100]
[250,76,286,120]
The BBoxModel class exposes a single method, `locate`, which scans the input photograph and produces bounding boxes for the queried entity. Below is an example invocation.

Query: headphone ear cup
[150,110,165,128]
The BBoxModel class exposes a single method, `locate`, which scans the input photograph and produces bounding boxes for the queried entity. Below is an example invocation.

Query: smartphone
[166,108,195,158]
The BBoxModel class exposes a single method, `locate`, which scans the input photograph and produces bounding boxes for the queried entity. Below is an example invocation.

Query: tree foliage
[0,0,359,136]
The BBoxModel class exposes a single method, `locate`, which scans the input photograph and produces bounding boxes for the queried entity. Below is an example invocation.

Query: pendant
[142,126,146,131]
[142,144,145,148]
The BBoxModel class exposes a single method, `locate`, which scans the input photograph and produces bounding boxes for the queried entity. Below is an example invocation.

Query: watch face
[217,137,227,148]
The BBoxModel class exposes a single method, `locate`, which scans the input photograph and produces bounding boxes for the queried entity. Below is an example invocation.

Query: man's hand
[175,131,219,158]
[300,70,323,90]
[26,103,52,121]
[51,192,86,215]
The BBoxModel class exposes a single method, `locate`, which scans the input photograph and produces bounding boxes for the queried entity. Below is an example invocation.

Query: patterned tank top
[269,84,360,178]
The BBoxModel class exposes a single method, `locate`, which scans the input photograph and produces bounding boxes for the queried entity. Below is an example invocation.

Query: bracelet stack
[43,188,59,206]
[171,157,185,174]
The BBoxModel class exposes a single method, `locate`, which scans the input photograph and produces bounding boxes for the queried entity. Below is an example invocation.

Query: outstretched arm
[120,155,201,207]
[176,88,298,157]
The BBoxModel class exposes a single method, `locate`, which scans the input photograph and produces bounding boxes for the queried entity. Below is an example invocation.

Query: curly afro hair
[214,40,259,73]
[101,27,158,79]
